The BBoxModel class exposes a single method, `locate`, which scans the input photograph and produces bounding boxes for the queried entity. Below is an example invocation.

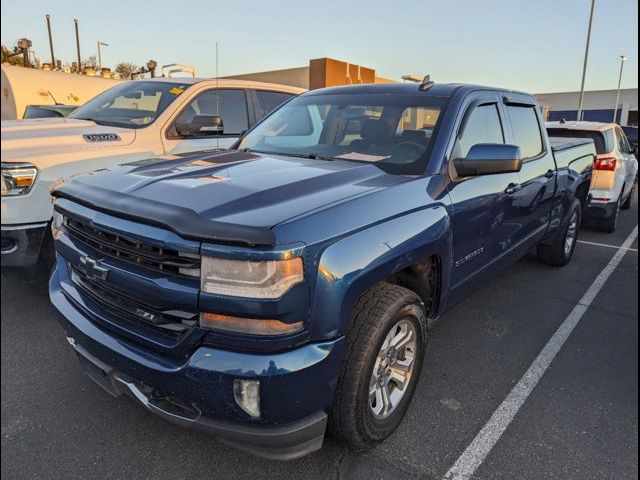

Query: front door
[161,89,250,154]
[447,94,522,288]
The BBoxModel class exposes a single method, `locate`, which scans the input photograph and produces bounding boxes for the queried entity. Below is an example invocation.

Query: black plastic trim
[52,182,276,246]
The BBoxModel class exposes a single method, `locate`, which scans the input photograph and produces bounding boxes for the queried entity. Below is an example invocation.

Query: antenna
[418,74,435,91]
[216,42,219,149]
[47,90,60,105]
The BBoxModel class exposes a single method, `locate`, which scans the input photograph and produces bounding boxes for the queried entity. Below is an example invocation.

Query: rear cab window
[546,128,610,155]
[506,105,544,159]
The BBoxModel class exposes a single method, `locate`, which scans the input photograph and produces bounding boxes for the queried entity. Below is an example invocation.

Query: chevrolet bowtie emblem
[79,256,109,281]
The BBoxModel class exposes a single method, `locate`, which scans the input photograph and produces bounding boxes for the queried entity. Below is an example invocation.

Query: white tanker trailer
[1,64,120,120]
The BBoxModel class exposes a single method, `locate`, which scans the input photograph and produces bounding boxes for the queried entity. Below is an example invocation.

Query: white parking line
[443,225,639,480]
[577,239,638,252]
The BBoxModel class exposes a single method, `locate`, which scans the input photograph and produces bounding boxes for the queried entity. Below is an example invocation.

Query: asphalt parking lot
[2,191,637,480]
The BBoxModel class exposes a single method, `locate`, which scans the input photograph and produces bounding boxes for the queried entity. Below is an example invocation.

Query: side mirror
[454,143,523,177]
[175,115,224,137]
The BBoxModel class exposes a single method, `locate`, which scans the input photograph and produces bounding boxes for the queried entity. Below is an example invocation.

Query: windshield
[70,81,192,128]
[237,93,447,174]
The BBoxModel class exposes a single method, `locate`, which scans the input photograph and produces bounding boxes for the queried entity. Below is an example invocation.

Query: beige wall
[223,58,398,91]
[1,65,121,120]
[223,67,310,90]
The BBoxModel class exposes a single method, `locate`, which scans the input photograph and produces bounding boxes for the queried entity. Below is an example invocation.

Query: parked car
[547,121,638,232]
[1,78,304,266]
[23,104,78,119]
[49,83,594,460]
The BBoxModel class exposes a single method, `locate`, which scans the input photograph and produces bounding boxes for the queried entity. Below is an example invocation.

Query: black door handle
[505,183,521,195]
[545,169,556,179]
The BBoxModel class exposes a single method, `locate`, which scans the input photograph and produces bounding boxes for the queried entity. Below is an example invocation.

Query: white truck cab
[1,78,305,266]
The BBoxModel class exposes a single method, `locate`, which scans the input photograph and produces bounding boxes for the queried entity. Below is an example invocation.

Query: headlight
[1,163,38,196]
[51,209,65,240]
[200,256,303,298]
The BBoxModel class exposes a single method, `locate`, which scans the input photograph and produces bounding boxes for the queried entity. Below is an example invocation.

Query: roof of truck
[305,82,532,98]
[546,121,615,132]
[131,77,306,94]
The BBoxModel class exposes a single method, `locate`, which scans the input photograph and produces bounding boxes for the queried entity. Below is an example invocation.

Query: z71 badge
[82,133,121,142]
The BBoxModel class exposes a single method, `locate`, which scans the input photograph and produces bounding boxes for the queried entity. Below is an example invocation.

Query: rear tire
[537,198,581,267]
[328,283,427,451]
[597,197,620,233]
[621,182,635,210]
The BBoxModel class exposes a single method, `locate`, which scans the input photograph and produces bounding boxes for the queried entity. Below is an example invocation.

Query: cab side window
[454,104,504,159]
[506,105,543,159]
[175,89,249,135]
[616,127,631,153]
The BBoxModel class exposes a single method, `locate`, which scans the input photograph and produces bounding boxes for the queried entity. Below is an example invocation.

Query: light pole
[45,14,55,67]
[577,0,596,121]
[97,41,108,71]
[74,19,81,73]
[613,55,627,123]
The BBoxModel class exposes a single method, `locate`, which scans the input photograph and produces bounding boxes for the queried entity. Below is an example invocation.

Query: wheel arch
[311,207,450,338]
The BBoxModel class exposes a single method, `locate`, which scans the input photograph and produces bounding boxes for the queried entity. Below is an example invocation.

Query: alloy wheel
[368,319,418,420]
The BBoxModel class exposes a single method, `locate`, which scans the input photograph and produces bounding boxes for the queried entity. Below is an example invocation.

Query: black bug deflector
[52,181,276,246]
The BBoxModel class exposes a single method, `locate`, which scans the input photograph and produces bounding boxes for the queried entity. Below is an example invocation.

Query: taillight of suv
[594,155,617,171]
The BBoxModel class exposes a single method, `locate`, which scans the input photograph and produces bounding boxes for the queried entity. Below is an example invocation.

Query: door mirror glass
[175,115,223,137]
[454,143,523,176]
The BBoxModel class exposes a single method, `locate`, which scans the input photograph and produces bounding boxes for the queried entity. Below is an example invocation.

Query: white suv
[1,78,304,266]
[547,121,638,232]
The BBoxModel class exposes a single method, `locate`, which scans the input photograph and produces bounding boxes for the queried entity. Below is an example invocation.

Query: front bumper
[49,265,345,460]
[1,222,47,266]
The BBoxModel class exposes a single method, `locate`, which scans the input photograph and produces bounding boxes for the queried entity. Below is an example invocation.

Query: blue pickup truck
[49,82,595,460]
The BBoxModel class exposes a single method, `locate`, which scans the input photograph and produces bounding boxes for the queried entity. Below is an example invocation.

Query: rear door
[447,93,522,288]
[503,96,557,251]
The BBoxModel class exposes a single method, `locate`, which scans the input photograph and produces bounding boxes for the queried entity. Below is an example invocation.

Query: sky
[1,0,637,93]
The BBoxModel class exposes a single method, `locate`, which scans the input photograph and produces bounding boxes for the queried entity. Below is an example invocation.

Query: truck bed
[549,137,597,169]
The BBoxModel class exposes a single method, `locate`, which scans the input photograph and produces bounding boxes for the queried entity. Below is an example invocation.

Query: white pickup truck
[1,78,304,266]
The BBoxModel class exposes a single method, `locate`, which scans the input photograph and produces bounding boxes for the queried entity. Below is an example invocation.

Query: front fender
[312,206,451,338]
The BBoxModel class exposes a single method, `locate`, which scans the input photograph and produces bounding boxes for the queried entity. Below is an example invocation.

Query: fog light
[233,379,260,418]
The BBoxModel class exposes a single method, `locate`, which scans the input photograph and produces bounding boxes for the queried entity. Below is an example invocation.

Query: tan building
[223,57,395,90]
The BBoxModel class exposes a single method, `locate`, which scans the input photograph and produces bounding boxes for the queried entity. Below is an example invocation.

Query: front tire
[329,283,427,451]
[537,197,581,266]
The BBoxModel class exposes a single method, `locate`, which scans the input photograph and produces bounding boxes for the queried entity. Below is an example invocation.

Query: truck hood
[54,150,411,237]
[1,118,136,167]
